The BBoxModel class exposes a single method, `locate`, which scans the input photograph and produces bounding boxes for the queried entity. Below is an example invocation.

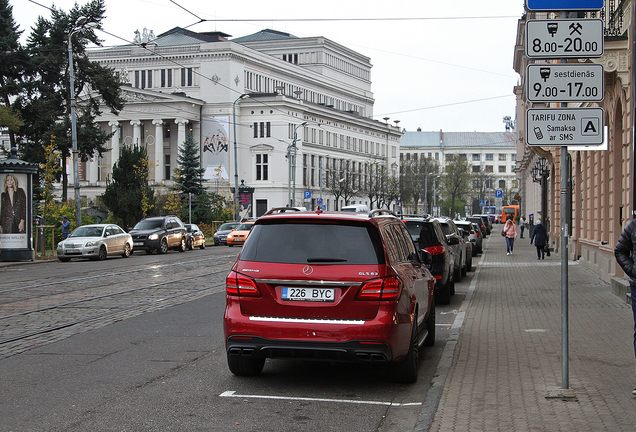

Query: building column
[131,120,142,146]
[174,118,188,177]
[108,120,120,169]
[152,119,164,183]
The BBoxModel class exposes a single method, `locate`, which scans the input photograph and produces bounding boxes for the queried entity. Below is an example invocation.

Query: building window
[147,70,152,88]
[167,69,172,87]
[458,153,467,160]
[141,70,146,89]
[499,180,506,189]
[435,152,439,160]
[256,154,268,181]
[485,165,493,173]
[486,153,493,161]
[472,166,481,173]
[485,179,493,189]
[499,166,506,173]
[134,70,139,88]
[446,154,454,161]
[163,122,171,139]
[253,122,258,138]
[187,68,193,86]
[512,180,518,188]
[472,154,480,161]
[311,155,315,187]
[164,154,171,180]
[499,154,506,161]
[181,68,186,86]
[259,122,265,138]
[160,69,165,87]
[512,153,517,161]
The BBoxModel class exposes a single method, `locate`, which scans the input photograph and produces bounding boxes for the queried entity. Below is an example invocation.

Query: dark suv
[224,208,436,383]
[403,216,457,305]
[129,216,187,254]
[434,217,466,283]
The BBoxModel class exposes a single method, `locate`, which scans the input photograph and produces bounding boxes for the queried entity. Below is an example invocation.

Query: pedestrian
[614,219,636,397]
[519,214,527,238]
[530,219,547,260]
[503,218,517,255]
[61,216,71,239]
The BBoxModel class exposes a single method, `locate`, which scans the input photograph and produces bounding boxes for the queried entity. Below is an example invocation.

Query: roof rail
[369,209,397,218]
[263,207,303,216]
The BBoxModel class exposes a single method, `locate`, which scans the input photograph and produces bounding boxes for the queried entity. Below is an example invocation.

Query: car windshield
[218,223,238,231]
[133,220,162,230]
[241,222,384,265]
[235,223,254,231]
[70,226,104,238]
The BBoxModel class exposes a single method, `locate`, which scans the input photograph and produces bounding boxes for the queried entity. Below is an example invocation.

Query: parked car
[457,227,473,274]
[129,216,187,254]
[226,221,255,247]
[57,224,133,262]
[434,217,466,283]
[467,216,488,238]
[213,222,239,246]
[473,214,492,235]
[402,216,457,305]
[341,204,369,213]
[185,223,206,250]
[224,208,436,383]
[454,220,482,256]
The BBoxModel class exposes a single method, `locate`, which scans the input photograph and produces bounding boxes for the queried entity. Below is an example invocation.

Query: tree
[325,159,360,210]
[0,0,28,147]
[399,157,439,214]
[471,169,495,213]
[39,136,62,223]
[442,156,472,217]
[101,145,155,229]
[17,0,124,200]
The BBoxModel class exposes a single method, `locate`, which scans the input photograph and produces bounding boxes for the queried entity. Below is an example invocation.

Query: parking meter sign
[525,19,603,59]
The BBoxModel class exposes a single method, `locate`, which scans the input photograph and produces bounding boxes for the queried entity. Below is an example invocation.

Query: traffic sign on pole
[525,0,603,11]
[526,107,604,146]
[526,64,604,102]
[525,19,603,59]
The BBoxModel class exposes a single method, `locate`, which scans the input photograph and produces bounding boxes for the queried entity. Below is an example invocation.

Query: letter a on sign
[581,118,600,136]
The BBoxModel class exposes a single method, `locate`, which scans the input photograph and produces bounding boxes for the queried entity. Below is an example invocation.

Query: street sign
[526,107,604,146]
[525,19,603,59]
[479,200,486,207]
[317,197,323,204]
[526,64,604,102]
[304,190,311,199]
[495,190,503,198]
[525,0,604,11]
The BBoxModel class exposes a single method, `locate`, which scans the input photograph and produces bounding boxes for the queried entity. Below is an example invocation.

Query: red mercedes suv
[223,208,436,383]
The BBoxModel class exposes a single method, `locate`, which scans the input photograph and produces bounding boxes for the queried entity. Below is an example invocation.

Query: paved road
[0,243,471,431]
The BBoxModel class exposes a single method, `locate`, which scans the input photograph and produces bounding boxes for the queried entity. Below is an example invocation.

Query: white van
[341,204,369,213]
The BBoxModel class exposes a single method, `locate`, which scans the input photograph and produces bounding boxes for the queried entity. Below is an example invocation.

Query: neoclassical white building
[78,27,401,216]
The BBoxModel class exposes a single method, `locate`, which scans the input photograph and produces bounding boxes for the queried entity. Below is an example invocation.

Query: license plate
[133,242,143,246]
[65,249,79,254]
[281,287,335,302]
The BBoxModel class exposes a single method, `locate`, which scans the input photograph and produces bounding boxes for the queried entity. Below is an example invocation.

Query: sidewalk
[426,232,636,431]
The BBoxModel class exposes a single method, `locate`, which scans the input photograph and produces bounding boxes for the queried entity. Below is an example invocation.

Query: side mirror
[446,235,459,245]
[419,249,433,269]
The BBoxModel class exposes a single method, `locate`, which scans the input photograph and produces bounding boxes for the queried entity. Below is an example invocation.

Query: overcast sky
[12,0,525,133]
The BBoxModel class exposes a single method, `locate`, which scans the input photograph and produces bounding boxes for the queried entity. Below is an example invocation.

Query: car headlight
[85,241,96,247]
[57,242,63,249]
[148,234,159,240]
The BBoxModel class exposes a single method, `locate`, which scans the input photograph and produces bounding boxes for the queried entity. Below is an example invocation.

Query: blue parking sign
[495,190,503,198]
[304,190,311,199]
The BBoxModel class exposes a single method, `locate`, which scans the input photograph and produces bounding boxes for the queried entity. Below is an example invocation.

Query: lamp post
[288,122,306,207]
[433,175,441,217]
[232,93,249,220]
[68,21,98,228]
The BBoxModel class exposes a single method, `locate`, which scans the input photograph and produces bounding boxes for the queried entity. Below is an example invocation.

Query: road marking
[219,391,422,407]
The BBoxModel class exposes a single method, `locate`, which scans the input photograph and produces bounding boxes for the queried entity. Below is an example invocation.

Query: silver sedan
[57,224,133,262]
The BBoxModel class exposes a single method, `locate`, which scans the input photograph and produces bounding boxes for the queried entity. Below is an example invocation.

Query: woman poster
[0,173,27,235]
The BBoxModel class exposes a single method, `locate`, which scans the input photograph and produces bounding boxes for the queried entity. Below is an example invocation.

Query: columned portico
[152,119,164,183]
[108,120,119,168]
[131,120,142,146]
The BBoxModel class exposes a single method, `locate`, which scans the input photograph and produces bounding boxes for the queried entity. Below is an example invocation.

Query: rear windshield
[438,223,452,235]
[418,224,441,249]
[133,220,162,230]
[240,222,384,265]
[218,223,238,231]
[504,208,516,214]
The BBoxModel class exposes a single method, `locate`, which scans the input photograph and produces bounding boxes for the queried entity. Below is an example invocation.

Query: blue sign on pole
[304,190,311,199]
[317,198,323,204]
[526,0,603,11]
[479,200,486,207]
[496,190,503,198]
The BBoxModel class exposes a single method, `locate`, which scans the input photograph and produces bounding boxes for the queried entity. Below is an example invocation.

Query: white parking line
[219,391,422,407]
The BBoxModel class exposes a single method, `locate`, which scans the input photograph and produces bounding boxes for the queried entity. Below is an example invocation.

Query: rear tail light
[226,271,261,297]
[424,245,446,256]
[357,276,401,301]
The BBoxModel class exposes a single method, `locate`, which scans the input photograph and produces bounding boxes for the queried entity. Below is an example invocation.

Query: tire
[467,255,473,272]
[158,239,168,254]
[228,244,234,247]
[227,353,265,376]
[424,298,436,347]
[454,264,462,283]
[187,238,193,250]
[214,240,220,246]
[145,249,154,254]
[437,277,452,305]
[121,243,131,258]
[461,260,467,277]
[178,237,186,252]
[97,245,107,261]
[200,241,206,250]
[58,257,71,262]
[450,277,456,296]
[391,312,419,383]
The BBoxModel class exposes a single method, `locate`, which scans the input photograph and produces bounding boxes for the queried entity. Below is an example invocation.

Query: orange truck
[501,205,519,223]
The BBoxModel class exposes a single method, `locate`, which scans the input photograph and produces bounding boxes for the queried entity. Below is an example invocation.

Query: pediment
[250,144,274,152]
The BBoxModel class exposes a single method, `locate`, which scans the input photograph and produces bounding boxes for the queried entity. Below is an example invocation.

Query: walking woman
[530,219,548,260]
[503,218,517,255]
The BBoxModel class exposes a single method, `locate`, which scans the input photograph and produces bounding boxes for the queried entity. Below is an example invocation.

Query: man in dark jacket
[614,218,636,397]
[530,219,548,260]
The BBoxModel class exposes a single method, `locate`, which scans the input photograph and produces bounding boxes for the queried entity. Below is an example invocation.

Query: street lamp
[433,175,441,217]
[288,122,307,206]
[232,93,249,220]
[68,20,98,228]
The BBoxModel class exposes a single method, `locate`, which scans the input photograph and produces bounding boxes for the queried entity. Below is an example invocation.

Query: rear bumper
[226,336,392,362]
